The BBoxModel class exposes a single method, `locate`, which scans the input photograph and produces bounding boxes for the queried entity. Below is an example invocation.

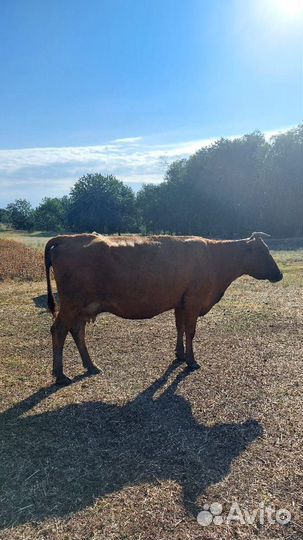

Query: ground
[0,242,302,540]
[0,229,54,250]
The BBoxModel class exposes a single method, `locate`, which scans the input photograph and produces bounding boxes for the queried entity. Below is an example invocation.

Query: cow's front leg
[51,313,70,385]
[70,321,101,375]
[174,306,185,361]
[184,309,200,370]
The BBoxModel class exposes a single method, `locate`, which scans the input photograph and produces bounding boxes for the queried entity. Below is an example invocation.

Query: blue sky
[0,0,302,205]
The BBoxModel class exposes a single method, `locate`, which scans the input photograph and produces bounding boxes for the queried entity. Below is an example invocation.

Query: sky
[0,0,302,206]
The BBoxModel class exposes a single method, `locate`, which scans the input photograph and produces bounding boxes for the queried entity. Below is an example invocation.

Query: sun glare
[252,0,303,36]
[271,0,302,19]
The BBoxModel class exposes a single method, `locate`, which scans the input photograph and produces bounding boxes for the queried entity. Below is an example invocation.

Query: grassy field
[0,240,302,539]
[0,230,54,250]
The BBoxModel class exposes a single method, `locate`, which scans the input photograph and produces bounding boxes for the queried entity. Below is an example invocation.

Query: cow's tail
[44,236,66,317]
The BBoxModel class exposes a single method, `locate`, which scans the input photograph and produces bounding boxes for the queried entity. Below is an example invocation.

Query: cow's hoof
[86,364,101,375]
[186,361,200,371]
[55,374,72,386]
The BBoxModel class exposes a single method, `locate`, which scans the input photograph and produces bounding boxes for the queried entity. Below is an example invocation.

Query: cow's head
[244,232,283,283]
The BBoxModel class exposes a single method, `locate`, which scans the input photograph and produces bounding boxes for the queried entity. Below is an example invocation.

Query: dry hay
[0,239,44,281]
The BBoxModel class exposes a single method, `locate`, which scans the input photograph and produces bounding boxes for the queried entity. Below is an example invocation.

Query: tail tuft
[44,239,57,317]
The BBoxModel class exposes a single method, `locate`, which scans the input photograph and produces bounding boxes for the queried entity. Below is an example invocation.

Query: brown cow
[45,232,283,385]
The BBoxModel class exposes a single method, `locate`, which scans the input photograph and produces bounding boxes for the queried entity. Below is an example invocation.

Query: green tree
[136,184,162,233]
[68,173,137,233]
[0,208,10,224]
[34,197,70,232]
[264,125,303,237]
[137,127,302,238]
[6,199,34,230]
[137,161,191,234]
[183,132,268,236]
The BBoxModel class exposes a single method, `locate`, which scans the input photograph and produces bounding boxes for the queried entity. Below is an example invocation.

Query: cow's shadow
[32,293,48,309]
[0,361,263,528]
[33,293,58,309]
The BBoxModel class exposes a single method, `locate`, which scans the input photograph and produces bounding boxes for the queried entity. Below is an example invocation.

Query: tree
[263,125,303,237]
[137,161,192,234]
[0,208,9,224]
[137,126,302,238]
[34,197,70,232]
[68,173,137,233]
[182,132,268,236]
[6,199,34,230]
[136,184,162,233]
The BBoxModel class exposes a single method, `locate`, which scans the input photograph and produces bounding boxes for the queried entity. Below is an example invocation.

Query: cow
[44,232,283,385]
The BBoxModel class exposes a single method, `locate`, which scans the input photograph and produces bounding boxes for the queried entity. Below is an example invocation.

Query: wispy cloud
[0,136,216,205]
[111,136,143,144]
[0,127,291,206]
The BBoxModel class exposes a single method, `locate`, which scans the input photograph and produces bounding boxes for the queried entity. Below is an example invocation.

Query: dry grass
[0,239,45,281]
[0,240,45,281]
[0,247,302,539]
[0,230,54,251]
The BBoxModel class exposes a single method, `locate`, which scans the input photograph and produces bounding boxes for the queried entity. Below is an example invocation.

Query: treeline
[1,125,302,238]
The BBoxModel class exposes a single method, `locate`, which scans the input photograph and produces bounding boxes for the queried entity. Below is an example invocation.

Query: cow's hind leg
[184,309,200,370]
[175,306,185,361]
[51,313,71,385]
[70,322,101,375]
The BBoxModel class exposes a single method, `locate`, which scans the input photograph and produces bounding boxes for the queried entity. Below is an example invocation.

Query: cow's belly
[82,287,179,321]
[109,304,171,320]
[67,264,187,322]
[100,297,176,320]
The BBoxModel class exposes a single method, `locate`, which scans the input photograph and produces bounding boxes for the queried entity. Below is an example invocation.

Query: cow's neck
[209,239,247,292]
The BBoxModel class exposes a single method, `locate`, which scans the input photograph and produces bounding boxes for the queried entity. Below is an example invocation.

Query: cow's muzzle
[270,272,283,283]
